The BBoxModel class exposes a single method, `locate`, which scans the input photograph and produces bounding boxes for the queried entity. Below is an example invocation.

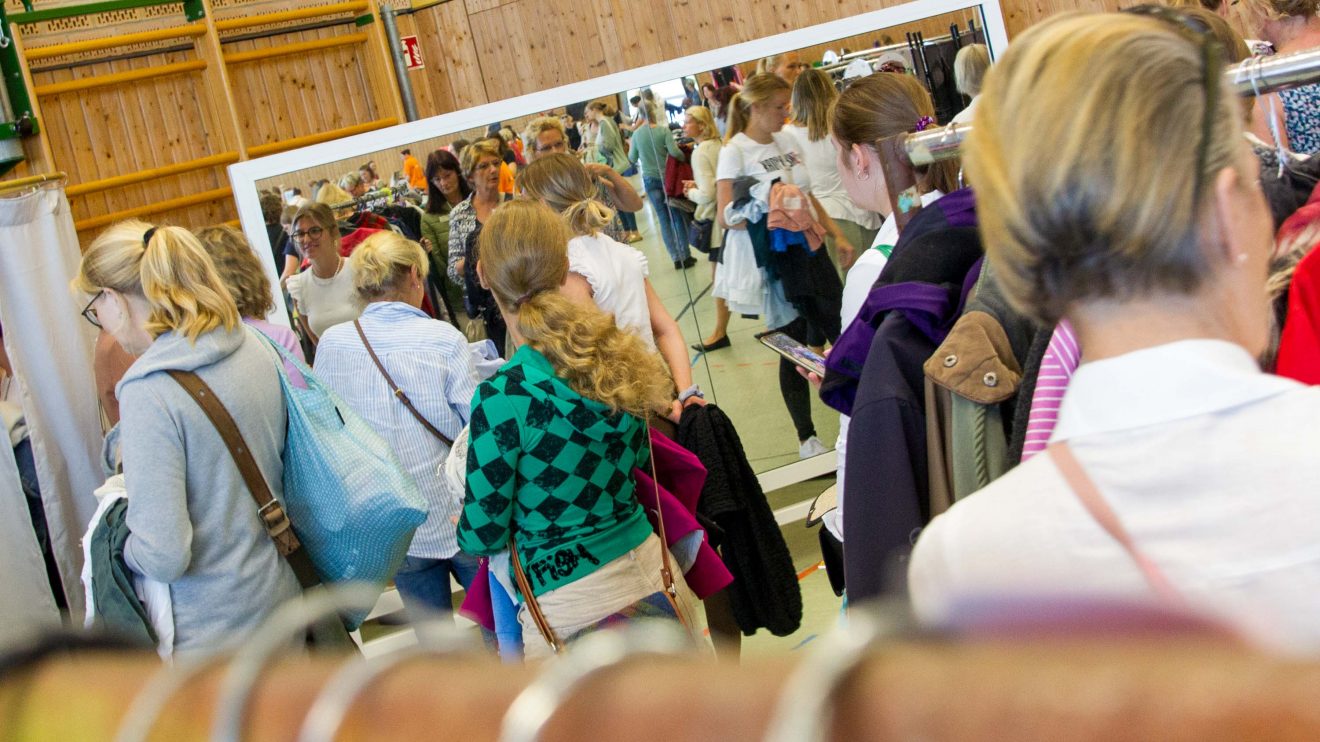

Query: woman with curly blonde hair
[193,224,303,361]
[456,200,700,659]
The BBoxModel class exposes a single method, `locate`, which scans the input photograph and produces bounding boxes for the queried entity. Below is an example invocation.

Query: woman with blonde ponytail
[73,219,301,654]
[518,153,705,416]
[456,200,701,659]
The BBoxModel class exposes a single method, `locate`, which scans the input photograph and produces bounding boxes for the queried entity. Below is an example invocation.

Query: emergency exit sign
[401,36,424,70]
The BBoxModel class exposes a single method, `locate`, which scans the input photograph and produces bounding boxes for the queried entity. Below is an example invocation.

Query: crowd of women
[58,0,1320,661]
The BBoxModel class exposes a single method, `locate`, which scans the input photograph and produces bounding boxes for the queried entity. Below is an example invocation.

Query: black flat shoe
[682,256,698,269]
[692,336,731,353]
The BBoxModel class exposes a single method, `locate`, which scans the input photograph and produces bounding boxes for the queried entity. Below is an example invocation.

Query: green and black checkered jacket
[456,346,653,599]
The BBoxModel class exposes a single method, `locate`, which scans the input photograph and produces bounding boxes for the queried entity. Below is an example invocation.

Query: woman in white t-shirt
[783,68,879,276]
[716,73,853,458]
[284,202,362,342]
[519,154,706,418]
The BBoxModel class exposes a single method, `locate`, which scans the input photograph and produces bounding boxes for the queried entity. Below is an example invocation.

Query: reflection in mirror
[238,1,999,476]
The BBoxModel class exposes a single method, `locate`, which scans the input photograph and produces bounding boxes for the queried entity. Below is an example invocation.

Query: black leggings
[776,291,842,443]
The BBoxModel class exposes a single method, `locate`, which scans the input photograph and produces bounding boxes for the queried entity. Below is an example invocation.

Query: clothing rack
[0,171,67,195]
[815,32,957,75]
[902,47,1320,167]
[327,186,408,212]
[2,623,1318,740]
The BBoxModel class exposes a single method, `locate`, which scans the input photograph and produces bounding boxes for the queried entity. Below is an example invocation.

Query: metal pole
[905,47,1320,165]
[379,3,418,122]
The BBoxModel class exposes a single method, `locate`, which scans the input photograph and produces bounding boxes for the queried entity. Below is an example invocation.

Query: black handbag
[688,218,714,254]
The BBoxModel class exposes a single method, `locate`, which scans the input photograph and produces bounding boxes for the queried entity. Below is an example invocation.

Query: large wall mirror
[228,0,1008,493]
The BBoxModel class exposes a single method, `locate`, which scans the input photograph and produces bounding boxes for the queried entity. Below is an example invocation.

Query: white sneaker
[798,436,828,459]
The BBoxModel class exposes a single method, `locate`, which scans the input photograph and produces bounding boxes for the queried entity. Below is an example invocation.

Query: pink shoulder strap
[1047,442,1183,603]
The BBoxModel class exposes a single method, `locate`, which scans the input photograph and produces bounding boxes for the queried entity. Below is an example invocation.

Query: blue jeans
[489,569,524,662]
[617,208,638,232]
[394,551,482,618]
[642,175,691,263]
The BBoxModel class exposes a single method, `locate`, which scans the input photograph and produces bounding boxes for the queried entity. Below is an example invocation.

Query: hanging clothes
[677,404,801,636]
[1275,181,1320,383]
[839,197,983,604]
[0,186,104,625]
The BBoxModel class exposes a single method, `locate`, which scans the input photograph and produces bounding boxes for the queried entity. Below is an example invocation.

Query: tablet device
[756,330,826,377]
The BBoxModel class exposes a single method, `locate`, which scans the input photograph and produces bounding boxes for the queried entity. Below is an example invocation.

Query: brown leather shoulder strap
[509,534,563,654]
[166,369,321,590]
[353,320,454,448]
[1047,441,1182,603]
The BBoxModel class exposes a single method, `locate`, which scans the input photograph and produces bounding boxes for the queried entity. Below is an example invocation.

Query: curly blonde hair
[193,224,275,318]
[478,200,672,416]
[516,153,615,237]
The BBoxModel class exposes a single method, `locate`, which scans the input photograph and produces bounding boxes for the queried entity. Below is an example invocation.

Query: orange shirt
[404,155,426,190]
[499,161,516,196]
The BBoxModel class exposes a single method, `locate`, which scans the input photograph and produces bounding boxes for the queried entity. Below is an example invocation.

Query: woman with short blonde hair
[518,154,705,418]
[193,224,304,360]
[73,219,301,654]
[909,12,1320,651]
[314,230,482,619]
[456,200,699,659]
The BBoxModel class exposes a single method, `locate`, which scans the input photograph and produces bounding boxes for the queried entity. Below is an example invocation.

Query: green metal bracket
[0,6,38,131]
[354,13,374,27]
[11,0,184,25]
[183,0,205,22]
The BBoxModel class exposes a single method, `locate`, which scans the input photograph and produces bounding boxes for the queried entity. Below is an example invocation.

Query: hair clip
[915,116,935,132]
[514,291,535,308]
[142,227,158,246]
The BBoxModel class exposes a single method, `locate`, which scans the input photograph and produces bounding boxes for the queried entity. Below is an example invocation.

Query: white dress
[568,232,654,347]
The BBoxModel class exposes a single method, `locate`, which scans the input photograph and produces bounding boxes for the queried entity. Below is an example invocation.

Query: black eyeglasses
[1122,5,1223,207]
[82,290,104,328]
[291,226,325,242]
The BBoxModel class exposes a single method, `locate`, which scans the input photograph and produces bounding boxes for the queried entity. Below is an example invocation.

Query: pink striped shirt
[1021,320,1079,461]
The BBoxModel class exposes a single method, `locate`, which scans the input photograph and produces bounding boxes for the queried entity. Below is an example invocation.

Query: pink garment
[1021,319,1079,461]
[459,558,496,631]
[767,182,826,251]
[244,317,307,388]
[634,429,734,600]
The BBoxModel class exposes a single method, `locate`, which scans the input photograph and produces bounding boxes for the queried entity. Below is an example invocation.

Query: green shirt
[457,345,653,598]
[627,124,684,179]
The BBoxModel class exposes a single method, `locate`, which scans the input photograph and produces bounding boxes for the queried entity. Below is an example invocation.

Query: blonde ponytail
[478,200,672,416]
[725,73,790,142]
[516,153,616,237]
[140,225,240,341]
[75,219,239,343]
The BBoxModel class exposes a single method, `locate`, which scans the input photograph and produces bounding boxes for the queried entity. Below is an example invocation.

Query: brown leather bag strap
[166,370,321,590]
[644,422,689,630]
[509,534,563,654]
[354,320,453,448]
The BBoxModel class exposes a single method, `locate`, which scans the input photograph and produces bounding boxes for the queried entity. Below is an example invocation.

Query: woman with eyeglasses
[907,13,1320,651]
[284,202,363,343]
[73,220,301,654]
[448,139,511,351]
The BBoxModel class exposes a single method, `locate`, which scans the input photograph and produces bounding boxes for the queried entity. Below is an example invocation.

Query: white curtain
[0,186,103,632]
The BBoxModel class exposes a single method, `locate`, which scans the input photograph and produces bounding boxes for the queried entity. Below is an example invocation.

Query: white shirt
[781,125,880,230]
[568,232,654,348]
[908,339,1320,653]
[716,131,811,191]
[286,260,361,338]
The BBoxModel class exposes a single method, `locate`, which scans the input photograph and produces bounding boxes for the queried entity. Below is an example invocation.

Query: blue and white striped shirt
[314,301,479,559]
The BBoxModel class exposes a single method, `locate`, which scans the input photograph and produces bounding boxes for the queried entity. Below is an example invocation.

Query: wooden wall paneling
[195,0,247,157]
[257,56,297,144]
[588,0,627,76]
[117,57,166,210]
[280,42,317,143]
[362,0,407,123]
[534,1,573,92]
[225,39,270,149]
[300,34,344,132]
[408,7,458,116]
[44,75,101,219]
[465,0,516,14]
[331,30,372,125]
[428,0,487,109]
[467,6,516,102]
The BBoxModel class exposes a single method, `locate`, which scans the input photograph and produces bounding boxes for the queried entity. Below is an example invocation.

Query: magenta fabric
[457,557,496,631]
[635,429,734,600]
[1021,319,1080,461]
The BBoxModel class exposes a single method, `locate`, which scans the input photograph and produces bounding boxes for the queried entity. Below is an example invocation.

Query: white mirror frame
[228,0,1007,328]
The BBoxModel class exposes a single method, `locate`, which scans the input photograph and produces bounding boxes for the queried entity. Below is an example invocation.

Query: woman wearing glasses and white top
[284,202,362,342]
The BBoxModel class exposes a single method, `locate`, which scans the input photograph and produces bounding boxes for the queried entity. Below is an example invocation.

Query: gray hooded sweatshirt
[117,325,301,654]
